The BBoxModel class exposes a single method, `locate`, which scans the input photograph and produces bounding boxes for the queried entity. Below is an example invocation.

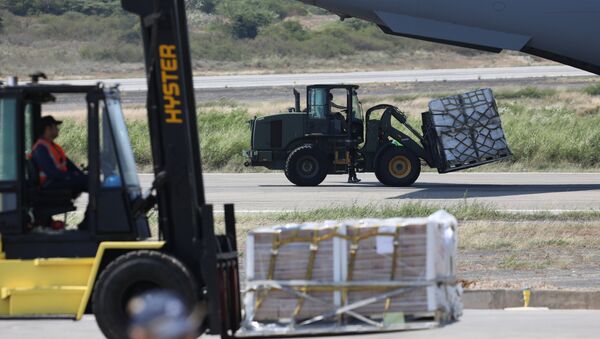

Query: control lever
[132,171,167,218]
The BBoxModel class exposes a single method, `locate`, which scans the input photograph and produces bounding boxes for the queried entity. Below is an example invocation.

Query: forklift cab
[0,81,150,259]
[306,84,364,141]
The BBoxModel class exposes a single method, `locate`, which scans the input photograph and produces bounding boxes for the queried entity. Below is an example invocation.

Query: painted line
[500,209,599,214]
[216,209,599,214]
[215,210,295,214]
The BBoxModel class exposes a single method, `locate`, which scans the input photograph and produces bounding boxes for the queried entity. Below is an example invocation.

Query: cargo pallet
[237,279,459,337]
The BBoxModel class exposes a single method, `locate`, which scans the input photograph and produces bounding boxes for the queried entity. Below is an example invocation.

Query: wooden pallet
[238,279,462,337]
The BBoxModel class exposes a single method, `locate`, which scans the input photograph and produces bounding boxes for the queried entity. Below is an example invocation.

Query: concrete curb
[464,289,600,309]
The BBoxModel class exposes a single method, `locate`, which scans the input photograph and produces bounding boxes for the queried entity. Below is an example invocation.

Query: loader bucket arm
[368,104,435,166]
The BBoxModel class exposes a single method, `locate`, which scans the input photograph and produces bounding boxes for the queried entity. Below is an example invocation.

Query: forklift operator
[328,93,346,111]
[31,116,88,194]
[328,92,347,132]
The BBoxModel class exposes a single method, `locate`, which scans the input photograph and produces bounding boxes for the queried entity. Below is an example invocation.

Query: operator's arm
[32,146,70,181]
[331,102,346,110]
[66,158,83,175]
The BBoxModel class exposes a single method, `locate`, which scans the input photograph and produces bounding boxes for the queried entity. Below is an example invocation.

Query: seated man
[32,116,88,195]
[328,92,346,112]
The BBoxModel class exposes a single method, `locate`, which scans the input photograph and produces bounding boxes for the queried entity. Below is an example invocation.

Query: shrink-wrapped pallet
[242,211,461,334]
[424,88,511,172]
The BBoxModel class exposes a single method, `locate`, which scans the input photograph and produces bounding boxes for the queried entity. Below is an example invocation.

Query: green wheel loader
[244,85,511,186]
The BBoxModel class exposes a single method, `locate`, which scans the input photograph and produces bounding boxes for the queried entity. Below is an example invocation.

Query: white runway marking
[41,65,594,91]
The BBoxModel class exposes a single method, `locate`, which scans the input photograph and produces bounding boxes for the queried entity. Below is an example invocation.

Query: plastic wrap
[237,211,462,337]
[424,88,511,173]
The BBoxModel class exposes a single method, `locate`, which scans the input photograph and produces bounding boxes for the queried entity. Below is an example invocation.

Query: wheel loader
[244,85,512,186]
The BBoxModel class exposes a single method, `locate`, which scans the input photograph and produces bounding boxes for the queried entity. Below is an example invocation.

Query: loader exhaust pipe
[294,88,301,112]
[6,76,17,87]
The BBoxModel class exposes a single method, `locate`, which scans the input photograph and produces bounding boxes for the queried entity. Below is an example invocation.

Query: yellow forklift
[0,1,241,338]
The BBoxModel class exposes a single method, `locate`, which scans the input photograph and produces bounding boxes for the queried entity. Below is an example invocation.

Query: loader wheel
[375,147,421,187]
[285,145,329,186]
[92,250,197,339]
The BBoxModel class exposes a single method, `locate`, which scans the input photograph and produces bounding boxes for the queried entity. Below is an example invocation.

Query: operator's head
[127,290,197,339]
[40,116,62,141]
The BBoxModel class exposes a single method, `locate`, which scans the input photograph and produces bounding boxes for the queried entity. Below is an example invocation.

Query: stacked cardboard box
[425,88,511,172]
[243,211,462,327]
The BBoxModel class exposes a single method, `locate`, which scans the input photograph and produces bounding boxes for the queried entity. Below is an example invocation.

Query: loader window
[0,98,17,213]
[0,98,17,182]
[329,88,348,113]
[352,92,364,121]
[24,104,34,154]
[308,88,327,119]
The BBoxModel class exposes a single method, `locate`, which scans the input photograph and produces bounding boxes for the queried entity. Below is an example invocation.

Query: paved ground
[2,310,599,339]
[40,65,593,91]
[164,172,600,212]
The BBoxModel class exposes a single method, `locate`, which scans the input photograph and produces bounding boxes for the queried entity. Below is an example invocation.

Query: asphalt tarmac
[12,174,600,338]
[2,310,599,339]
[164,172,600,212]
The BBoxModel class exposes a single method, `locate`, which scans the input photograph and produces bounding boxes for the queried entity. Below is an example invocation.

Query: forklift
[0,1,241,338]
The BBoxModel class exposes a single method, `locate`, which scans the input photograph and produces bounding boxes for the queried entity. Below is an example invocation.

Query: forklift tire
[92,250,197,339]
[285,145,329,186]
[375,147,421,187]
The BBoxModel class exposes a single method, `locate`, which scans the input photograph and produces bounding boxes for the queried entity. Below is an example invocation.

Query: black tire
[375,147,421,187]
[284,145,329,186]
[92,250,197,339]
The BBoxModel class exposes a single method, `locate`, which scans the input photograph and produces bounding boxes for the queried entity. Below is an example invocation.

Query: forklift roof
[0,84,103,95]
[306,84,360,91]
[0,83,108,104]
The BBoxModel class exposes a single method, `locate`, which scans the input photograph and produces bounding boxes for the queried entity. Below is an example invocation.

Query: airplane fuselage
[299,0,600,75]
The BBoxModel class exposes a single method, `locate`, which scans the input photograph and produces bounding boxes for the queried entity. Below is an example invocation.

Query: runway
[41,65,593,92]
[2,310,599,339]
[134,172,600,212]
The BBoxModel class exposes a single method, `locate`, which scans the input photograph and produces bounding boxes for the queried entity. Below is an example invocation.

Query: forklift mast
[121,0,241,335]
[121,0,204,257]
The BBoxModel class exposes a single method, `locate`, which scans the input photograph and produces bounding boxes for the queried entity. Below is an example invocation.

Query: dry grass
[459,220,600,251]
[0,10,552,79]
[204,203,600,261]
[60,201,600,289]
[289,14,338,30]
[216,50,552,76]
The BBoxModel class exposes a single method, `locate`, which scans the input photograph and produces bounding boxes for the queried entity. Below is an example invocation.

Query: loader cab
[306,85,364,141]
[0,81,150,259]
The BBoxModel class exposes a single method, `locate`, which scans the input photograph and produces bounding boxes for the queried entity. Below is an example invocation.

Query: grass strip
[57,85,600,173]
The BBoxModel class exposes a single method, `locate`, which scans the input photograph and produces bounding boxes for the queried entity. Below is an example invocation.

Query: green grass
[213,202,600,272]
[235,202,600,225]
[59,89,600,172]
[56,86,600,172]
[500,102,600,169]
[198,110,251,171]
[584,83,600,96]
[494,87,556,99]
[58,108,250,172]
